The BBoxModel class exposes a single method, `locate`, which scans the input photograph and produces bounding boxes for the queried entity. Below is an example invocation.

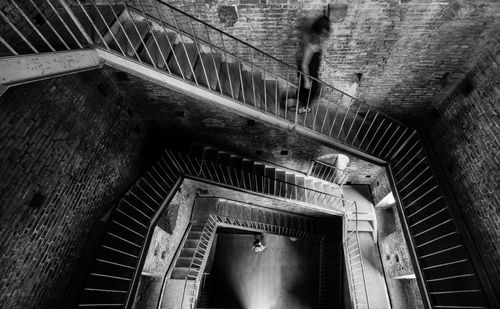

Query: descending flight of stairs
[390,134,490,308]
[2,1,497,308]
[78,150,182,307]
[76,146,351,308]
[189,143,344,200]
[10,3,378,144]
[163,198,324,309]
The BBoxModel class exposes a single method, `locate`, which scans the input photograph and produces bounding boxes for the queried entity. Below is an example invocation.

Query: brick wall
[133,183,197,309]
[370,168,391,206]
[0,71,146,308]
[429,37,500,295]
[138,0,498,119]
[2,0,498,120]
[0,0,65,54]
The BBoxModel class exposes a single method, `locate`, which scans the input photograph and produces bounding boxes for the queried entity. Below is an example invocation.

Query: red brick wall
[429,37,500,295]
[0,71,146,308]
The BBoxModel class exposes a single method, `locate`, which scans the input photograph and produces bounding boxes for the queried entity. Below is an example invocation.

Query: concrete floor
[206,233,320,309]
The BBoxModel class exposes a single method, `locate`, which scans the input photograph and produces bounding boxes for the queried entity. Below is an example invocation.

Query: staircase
[163,197,323,309]
[215,199,320,239]
[309,159,351,186]
[191,143,344,198]
[78,151,182,307]
[163,217,217,309]
[0,1,497,308]
[390,134,491,309]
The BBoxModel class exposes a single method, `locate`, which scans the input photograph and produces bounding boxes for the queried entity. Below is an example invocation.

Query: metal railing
[344,202,370,308]
[175,205,323,309]
[167,149,347,213]
[164,149,370,309]
[179,216,217,309]
[0,0,413,163]
[5,1,493,307]
[215,200,321,240]
[309,159,351,186]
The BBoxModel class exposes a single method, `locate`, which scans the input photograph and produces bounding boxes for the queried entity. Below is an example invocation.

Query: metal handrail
[0,1,371,306]
[309,159,351,185]
[179,216,217,309]
[167,150,370,309]
[163,3,408,130]
[0,0,409,130]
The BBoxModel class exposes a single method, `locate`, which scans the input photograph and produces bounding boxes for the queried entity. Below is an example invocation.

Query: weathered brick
[0,71,146,308]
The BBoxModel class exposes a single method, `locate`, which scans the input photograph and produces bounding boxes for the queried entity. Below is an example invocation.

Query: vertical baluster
[387,127,410,159]
[209,161,219,182]
[218,164,227,184]
[236,41,246,104]
[284,69,291,121]
[358,111,379,149]
[378,125,400,158]
[169,6,197,83]
[250,49,257,108]
[75,0,109,50]
[302,76,314,127]
[295,72,302,124]
[28,0,69,50]
[337,95,354,140]
[151,0,176,75]
[320,88,334,134]
[352,109,371,146]
[188,18,210,89]
[137,0,166,69]
[120,1,155,66]
[0,10,39,53]
[0,35,17,55]
[312,85,323,131]
[57,0,93,45]
[344,101,362,143]
[263,67,267,112]
[328,94,343,137]
[274,65,278,116]
[204,25,222,94]
[45,0,82,48]
[220,32,234,99]
[373,122,393,155]
[365,117,385,152]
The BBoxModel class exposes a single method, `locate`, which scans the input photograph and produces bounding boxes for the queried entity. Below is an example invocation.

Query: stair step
[111,11,150,58]
[175,256,195,268]
[85,272,132,291]
[275,170,286,197]
[239,69,260,107]
[91,259,135,281]
[217,61,242,99]
[183,239,200,248]
[140,30,176,68]
[347,220,374,232]
[79,288,127,306]
[187,231,203,239]
[261,79,278,114]
[347,213,374,222]
[194,52,222,90]
[171,267,200,280]
[168,43,199,80]
[180,247,196,258]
